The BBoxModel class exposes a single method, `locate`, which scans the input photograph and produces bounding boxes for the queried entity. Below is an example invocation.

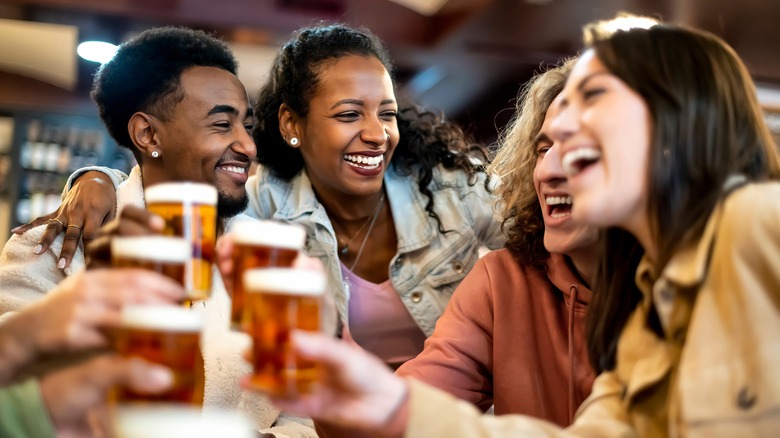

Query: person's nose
[550,103,579,148]
[233,125,257,160]
[537,143,567,183]
[360,115,390,147]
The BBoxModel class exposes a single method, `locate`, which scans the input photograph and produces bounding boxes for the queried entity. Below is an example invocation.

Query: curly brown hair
[487,59,574,271]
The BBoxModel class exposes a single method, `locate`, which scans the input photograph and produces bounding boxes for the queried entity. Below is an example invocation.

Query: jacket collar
[385,165,436,253]
[637,174,747,296]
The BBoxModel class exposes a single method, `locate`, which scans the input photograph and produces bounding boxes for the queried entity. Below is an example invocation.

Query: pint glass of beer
[109,304,204,405]
[144,182,218,301]
[244,268,325,398]
[229,220,306,330]
[111,236,190,289]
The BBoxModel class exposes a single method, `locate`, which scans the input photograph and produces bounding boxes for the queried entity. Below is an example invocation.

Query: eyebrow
[329,98,396,110]
[207,105,253,118]
[207,105,238,117]
[533,132,552,147]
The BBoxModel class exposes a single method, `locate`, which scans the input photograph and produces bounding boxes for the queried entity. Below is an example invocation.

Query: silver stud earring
[151,150,160,158]
[290,137,299,146]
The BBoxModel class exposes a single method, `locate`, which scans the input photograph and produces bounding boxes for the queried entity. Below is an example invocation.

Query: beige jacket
[0,167,317,437]
[405,181,780,437]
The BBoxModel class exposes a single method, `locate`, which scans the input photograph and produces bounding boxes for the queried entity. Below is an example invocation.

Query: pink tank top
[341,262,427,367]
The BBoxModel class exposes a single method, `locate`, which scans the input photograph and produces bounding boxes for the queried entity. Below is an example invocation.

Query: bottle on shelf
[57,127,75,174]
[44,126,61,172]
[19,119,41,170]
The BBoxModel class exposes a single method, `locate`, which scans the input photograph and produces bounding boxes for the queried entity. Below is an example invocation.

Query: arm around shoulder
[63,166,128,193]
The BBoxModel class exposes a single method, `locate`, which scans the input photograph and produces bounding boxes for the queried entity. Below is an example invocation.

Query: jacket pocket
[423,232,479,290]
[679,347,780,432]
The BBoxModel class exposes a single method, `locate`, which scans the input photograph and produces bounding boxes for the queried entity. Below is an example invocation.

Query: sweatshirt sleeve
[404,373,637,438]
[396,257,495,412]
[0,379,57,438]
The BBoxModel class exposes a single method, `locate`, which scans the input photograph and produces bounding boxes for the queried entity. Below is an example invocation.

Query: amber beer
[111,237,190,289]
[109,304,204,405]
[244,268,325,398]
[229,220,306,330]
[144,182,218,301]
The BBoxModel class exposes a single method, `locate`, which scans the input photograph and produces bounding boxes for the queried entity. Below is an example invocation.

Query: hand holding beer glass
[228,220,306,330]
[243,268,325,399]
[108,304,205,405]
[144,182,218,301]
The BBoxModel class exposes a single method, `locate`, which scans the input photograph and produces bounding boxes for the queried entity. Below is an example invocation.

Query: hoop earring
[290,137,299,146]
[151,150,160,158]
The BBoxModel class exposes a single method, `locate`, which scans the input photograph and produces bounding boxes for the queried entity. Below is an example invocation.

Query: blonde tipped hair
[487,59,574,269]
[583,12,660,45]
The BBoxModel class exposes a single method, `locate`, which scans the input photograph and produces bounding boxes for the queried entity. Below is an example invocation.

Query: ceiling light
[77,41,118,63]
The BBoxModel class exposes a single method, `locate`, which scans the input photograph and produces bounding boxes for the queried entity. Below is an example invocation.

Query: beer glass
[111,236,190,289]
[113,406,253,438]
[229,220,306,330]
[144,182,217,301]
[244,268,325,398]
[108,304,204,405]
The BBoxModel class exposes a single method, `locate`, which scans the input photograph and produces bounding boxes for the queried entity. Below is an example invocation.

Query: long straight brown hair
[583,23,780,372]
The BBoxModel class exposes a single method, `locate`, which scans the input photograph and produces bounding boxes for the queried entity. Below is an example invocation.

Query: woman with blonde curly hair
[395,58,599,427]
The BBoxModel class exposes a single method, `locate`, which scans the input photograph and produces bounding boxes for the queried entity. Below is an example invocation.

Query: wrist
[380,379,409,438]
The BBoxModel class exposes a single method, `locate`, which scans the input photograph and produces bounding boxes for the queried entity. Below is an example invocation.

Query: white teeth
[342,154,384,168]
[220,165,246,174]
[545,196,573,206]
[550,212,571,218]
[561,148,602,177]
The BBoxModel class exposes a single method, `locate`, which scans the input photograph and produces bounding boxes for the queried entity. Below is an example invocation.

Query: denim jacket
[246,164,504,336]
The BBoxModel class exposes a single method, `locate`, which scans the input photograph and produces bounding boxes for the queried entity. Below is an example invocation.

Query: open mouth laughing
[343,153,384,170]
[546,195,573,218]
[561,147,602,177]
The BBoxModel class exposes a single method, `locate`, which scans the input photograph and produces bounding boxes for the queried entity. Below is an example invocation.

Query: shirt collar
[636,174,745,296]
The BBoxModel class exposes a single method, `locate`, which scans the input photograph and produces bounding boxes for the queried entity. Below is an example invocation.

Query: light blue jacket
[247,164,504,336]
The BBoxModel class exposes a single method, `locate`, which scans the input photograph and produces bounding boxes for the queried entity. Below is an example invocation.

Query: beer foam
[121,304,203,332]
[230,219,306,249]
[112,236,190,262]
[243,268,326,296]
[114,406,253,438]
[144,182,218,205]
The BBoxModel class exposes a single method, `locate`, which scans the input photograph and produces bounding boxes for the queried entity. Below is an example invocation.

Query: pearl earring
[151,150,160,158]
[290,137,299,146]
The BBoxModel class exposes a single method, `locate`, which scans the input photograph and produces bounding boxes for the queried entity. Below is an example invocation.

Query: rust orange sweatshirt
[396,249,595,426]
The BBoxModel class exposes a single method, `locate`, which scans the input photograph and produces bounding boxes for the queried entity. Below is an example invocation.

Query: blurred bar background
[0,0,778,250]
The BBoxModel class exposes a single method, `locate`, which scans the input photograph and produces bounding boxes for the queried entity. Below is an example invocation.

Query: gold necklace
[334,193,385,258]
